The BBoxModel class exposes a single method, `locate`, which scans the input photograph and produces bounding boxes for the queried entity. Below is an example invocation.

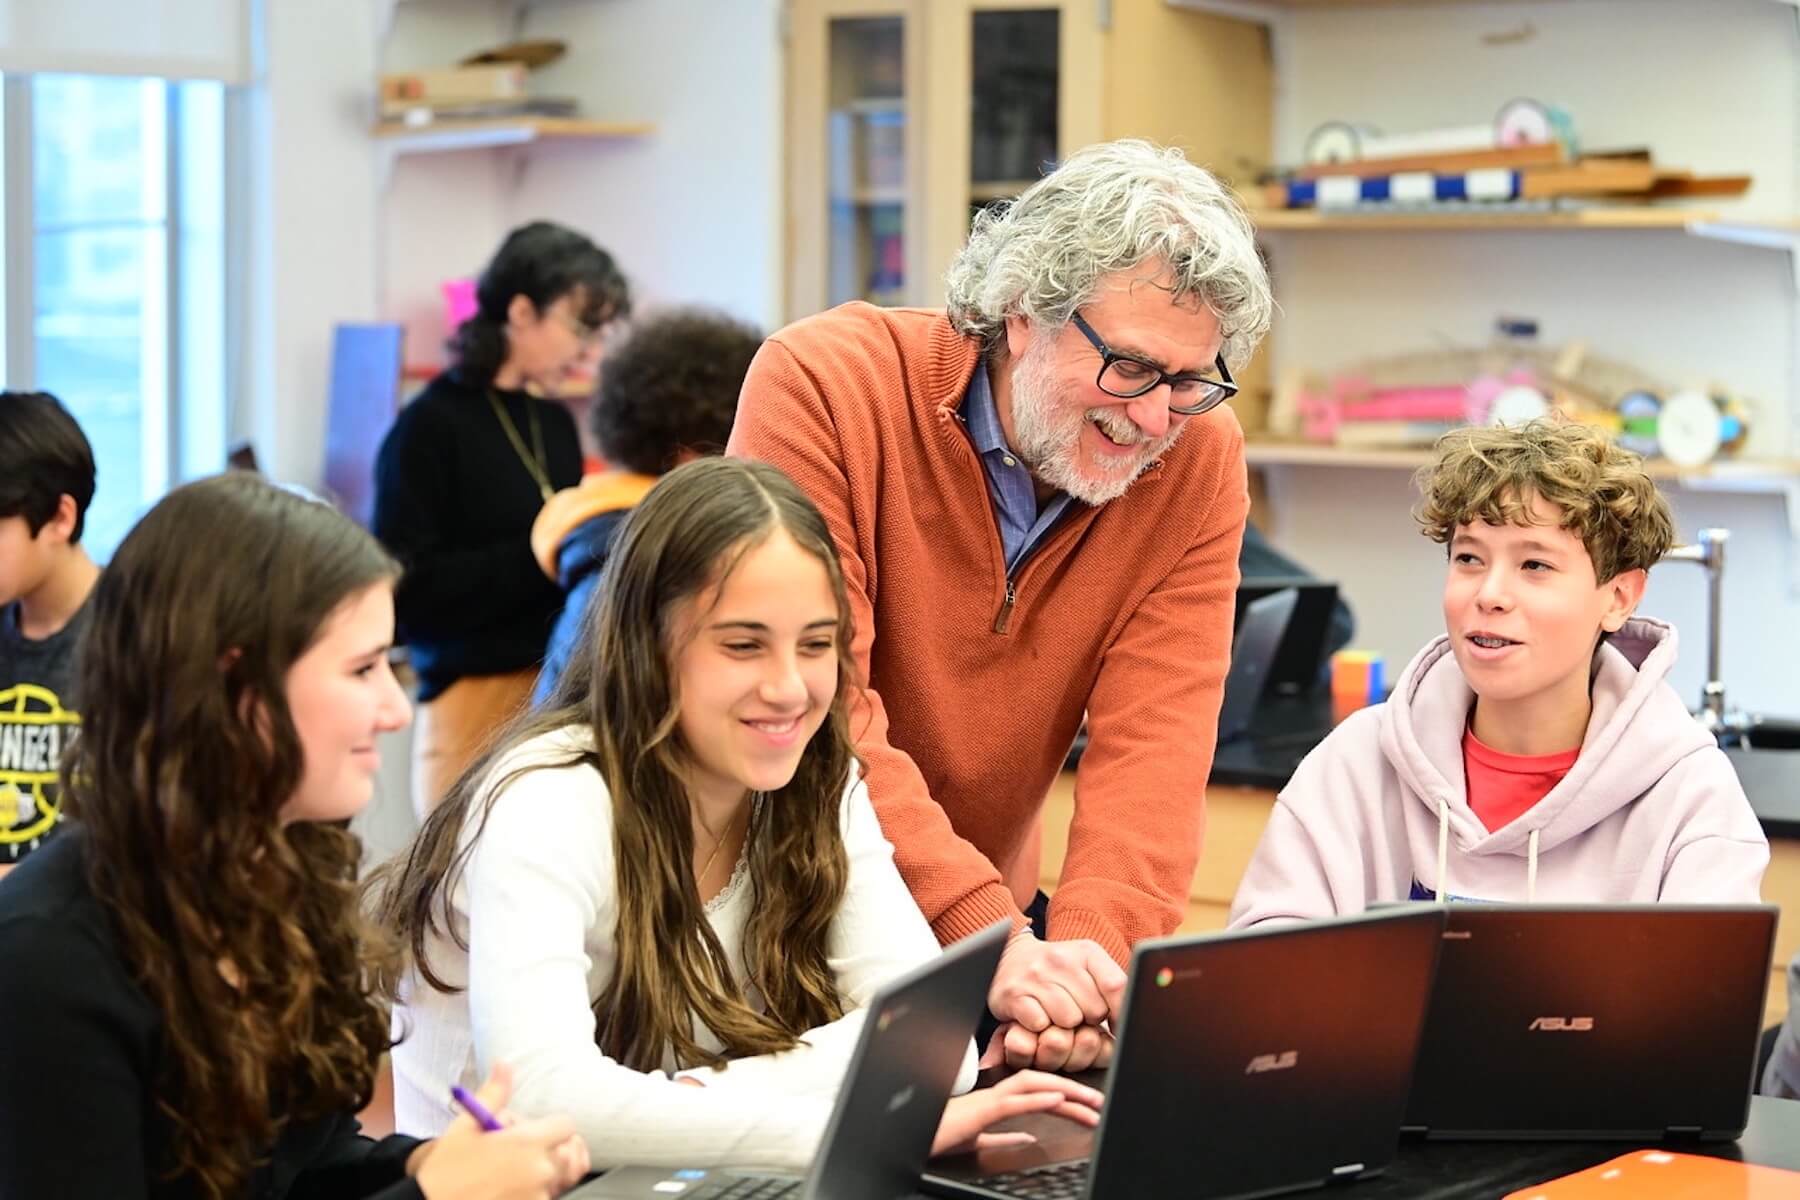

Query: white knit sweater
[390,725,975,1171]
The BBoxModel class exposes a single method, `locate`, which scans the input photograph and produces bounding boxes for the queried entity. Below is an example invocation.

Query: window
[5,74,228,559]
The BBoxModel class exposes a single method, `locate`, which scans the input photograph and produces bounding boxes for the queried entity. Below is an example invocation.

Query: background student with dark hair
[529,308,763,704]
[0,391,100,878]
[374,220,631,820]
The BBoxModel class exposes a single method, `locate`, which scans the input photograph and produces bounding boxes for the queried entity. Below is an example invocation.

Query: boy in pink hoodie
[1230,420,1767,926]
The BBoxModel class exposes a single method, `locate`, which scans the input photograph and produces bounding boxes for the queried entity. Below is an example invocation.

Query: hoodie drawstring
[1436,799,1542,903]
[1435,797,1450,903]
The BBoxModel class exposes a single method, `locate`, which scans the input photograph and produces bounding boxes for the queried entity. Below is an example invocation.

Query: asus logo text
[1244,1051,1298,1074]
[1528,1016,1594,1032]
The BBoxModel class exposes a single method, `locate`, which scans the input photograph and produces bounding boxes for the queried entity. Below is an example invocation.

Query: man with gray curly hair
[730,139,1270,1072]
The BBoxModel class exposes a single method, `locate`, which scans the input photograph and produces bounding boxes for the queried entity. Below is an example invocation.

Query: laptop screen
[1235,576,1340,698]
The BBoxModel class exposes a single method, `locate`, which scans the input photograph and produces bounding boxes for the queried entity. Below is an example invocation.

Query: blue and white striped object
[1280,169,1522,209]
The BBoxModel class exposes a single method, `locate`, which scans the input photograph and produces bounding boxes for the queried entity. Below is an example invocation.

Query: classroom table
[911,1071,1800,1199]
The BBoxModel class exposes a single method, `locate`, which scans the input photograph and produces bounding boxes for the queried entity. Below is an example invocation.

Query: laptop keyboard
[980,1160,1092,1199]
[687,1177,802,1199]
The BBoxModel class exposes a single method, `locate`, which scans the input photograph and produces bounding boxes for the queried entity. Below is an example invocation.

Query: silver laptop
[571,919,1009,1199]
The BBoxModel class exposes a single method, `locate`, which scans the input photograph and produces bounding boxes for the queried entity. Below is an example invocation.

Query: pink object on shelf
[442,278,478,331]
[1464,368,1541,426]
[1299,382,1475,441]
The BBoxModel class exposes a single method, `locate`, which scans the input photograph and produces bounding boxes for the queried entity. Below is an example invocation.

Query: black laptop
[1210,580,1343,788]
[921,907,1446,1200]
[1403,904,1778,1141]
[572,920,1009,1199]
[1217,587,1300,741]
[1233,576,1339,701]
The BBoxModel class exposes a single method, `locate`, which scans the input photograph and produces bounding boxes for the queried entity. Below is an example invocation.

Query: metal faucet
[1659,528,1742,739]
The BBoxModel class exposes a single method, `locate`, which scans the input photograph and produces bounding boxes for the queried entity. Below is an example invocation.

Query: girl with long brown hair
[0,473,589,1200]
[372,458,1099,1170]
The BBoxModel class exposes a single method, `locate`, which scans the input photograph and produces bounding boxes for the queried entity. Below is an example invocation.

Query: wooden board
[1519,160,1658,198]
[1647,174,1754,199]
[1294,140,1564,182]
[371,116,653,143]
[1253,208,1723,231]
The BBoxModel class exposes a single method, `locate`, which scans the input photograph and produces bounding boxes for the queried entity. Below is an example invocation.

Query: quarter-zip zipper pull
[993,579,1016,634]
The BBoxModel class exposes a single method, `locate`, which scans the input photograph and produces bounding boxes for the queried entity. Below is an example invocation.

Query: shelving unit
[1172,0,1800,28]
[371,0,657,385]
[1244,440,1800,483]
[1250,211,1800,289]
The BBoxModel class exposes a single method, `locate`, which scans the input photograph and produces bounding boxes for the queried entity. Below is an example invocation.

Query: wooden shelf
[1244,440,1800,484]
[1244,441,1438,470]
[1249,0,1544,5]
[373,116,653,155]
[1252,208,1734,233]
[1173,0,1559,19]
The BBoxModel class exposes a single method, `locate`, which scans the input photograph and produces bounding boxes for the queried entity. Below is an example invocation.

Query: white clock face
[1658,390,1722,467]
[1488,385,1550,427]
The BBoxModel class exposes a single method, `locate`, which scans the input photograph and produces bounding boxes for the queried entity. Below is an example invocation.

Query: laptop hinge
[1330,1163,1366,1179]
[1664,1126,1703,1140]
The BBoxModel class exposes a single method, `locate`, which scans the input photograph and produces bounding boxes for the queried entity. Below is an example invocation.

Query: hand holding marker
[451,1084,507,1132]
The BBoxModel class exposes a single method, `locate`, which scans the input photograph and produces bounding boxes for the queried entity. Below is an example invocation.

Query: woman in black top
[374,221,630,818]
[0,473,588,1200]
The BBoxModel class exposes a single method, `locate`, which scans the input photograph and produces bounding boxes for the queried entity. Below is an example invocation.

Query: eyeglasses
[552,309,610,348]
[1069,311,1237,416]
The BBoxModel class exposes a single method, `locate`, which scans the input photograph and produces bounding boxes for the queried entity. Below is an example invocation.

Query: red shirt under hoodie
[1462,726,1581,834]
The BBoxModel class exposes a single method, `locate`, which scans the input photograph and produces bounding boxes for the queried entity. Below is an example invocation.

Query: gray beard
[1007,338,1184,505]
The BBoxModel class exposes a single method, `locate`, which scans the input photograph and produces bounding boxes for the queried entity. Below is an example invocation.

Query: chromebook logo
[1154,967,1174,988]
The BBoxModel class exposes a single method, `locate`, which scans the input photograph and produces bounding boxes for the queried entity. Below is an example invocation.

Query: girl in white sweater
[372,458,1099,1172]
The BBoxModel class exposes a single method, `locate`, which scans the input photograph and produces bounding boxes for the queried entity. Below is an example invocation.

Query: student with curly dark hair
[527,309,762,703]
[0,473,589,1200]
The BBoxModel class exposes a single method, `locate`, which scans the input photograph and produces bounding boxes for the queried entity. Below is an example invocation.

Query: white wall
[378,0,786,372]
[247,0,784,854]
[242,0,786,481]
[241,0,380,486]
[376,0,514,366]
[1257,0,1800,718]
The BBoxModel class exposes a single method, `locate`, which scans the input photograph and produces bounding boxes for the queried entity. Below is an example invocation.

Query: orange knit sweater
[729,303,1247,966]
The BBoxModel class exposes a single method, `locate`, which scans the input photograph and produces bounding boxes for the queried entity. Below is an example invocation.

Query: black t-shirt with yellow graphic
[0,597,90,866]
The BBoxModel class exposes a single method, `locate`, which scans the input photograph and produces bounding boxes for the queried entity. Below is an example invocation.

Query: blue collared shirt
[960,363,1075,575]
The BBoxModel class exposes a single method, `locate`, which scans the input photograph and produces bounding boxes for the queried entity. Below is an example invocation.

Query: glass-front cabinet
[788,0,924,317]
[968,8,1060,212]
[786,0,1269,325]
[788,0,1101,317]
[826,16,908,306]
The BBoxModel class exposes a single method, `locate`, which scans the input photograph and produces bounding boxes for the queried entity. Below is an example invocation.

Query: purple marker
[450,1085,505,1132]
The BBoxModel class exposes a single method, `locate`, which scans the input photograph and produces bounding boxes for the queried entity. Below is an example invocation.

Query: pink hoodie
[1229,616,1768,927]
